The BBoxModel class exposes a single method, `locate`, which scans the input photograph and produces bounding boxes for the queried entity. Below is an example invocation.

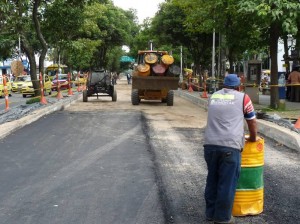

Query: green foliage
[43,0,85,44]
[26,96,41,104]
[65,38,101,70]
[0,35,16,60]
[106,46,123,72]
[239,0,300,35]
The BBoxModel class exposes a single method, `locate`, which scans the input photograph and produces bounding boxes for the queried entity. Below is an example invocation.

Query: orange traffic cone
[56,88,63,100]
[188,83,193,92]
[39,73,47,105]
[40,93,47,104]
[67,72,74,96]
[68,86,74,96]
[201,82,208,98]
[295,117,300,129]
[201,90,208,98]
[3,75,9,111]
[4,95,9,111]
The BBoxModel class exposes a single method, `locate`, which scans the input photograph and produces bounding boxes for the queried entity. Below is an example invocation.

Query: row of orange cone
[40,72,79,104]
[3,73,86,111]
[2,72,84,110]
[40,72,86,104]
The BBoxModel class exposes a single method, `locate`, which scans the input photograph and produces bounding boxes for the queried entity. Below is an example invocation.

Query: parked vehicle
[0,75,12,97]
[74,73,86,86]
[21,74,52,98]
[11,75,31,92]
[51,74,70,91]
[82,69,116,102]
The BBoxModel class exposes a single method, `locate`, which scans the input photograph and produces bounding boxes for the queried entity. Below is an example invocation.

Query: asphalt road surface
[0,79,299,224]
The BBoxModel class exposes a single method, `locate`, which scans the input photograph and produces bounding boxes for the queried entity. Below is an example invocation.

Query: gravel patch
[0,96,77,125]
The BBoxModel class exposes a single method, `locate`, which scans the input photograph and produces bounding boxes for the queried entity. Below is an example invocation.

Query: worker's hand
[245,136,261,142]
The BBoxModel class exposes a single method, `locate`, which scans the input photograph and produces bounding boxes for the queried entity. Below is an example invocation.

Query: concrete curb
[175,89,300,152]
[0,93,82,140]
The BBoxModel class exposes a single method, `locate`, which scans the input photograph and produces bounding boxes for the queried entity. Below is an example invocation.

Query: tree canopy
[1,0,300,109]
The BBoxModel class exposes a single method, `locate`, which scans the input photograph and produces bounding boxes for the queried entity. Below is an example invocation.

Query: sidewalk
[254,94,300,119]
[175,89,300,152]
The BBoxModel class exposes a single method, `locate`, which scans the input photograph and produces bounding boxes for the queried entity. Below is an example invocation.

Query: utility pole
[180,45,183,83]
[212,29,216,92]
[218,33,221,78]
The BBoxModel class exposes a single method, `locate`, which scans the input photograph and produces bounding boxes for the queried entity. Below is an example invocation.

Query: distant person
[288,67,300,102]
[112,73,118,85]
[203,74,257,224]
[285,71,291,100]
[126,72,131,84]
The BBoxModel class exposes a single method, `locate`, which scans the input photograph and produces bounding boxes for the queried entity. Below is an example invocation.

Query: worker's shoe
[206,217,213,222]
[214,216,235,224]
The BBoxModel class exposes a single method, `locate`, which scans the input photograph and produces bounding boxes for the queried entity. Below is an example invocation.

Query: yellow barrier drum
[232,137,264,216]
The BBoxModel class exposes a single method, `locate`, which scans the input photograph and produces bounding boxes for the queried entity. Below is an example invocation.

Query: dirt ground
[66,77,208,130]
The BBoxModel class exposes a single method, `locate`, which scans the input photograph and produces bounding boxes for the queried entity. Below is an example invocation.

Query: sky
[112,0,165,24]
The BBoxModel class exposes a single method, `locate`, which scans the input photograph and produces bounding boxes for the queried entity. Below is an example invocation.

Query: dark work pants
[290,85,300,102]
[204,145,241,223]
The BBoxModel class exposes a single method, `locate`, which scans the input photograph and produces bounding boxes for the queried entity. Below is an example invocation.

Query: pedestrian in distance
[288,67,300,102]
[203,74,258,224]
[126,72,131,84]
[112,73,118,85]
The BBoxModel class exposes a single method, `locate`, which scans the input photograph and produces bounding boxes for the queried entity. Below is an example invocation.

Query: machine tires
[131,89,140,105]
[166,90,174,106]
[112,89,117,102]
[83,89,88,102]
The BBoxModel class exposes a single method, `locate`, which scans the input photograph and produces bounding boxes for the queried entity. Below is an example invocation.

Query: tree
[151,0,207,79]
[43,0,87,70]
[0,0,42,95]
[239,0,300,109]
[173,0,267,74]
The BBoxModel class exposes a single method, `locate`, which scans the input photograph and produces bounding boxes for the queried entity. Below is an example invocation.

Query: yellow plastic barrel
[241,138,264,167]
[232,137,264,216]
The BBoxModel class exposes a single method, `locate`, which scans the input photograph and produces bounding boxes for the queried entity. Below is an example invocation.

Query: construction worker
[203,74,257,224]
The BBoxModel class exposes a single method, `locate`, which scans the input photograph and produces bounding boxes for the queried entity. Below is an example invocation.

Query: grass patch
[260,107,298,112]
[26,96,41,104]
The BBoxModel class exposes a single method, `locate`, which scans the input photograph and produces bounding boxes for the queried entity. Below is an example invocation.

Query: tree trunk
[33,0,48,75]
[228,50,234,73]
[22,37,40,96]
[269,23,279,109]
[283,35,290,73]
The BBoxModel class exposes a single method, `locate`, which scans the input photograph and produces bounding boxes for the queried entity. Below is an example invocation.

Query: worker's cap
[224,74,240,87]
